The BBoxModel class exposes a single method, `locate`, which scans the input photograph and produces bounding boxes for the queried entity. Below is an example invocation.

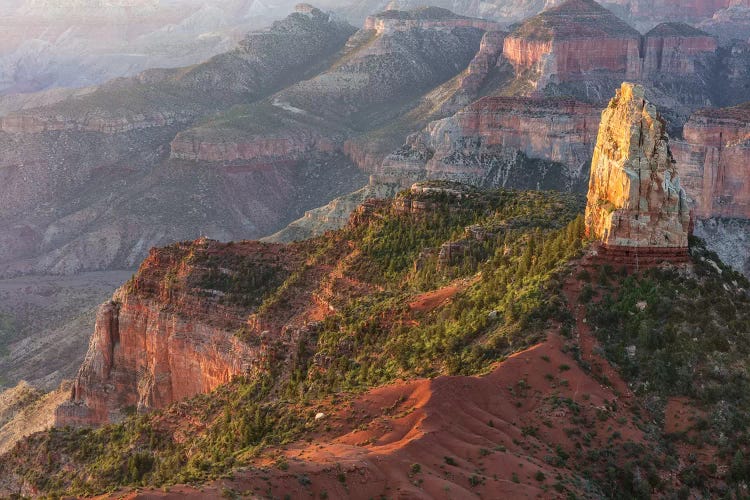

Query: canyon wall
[0,110,193,135]
[585,82,690,255]
[170,127,340,163]
[56,240,302,426]
[56,299,253,426]
[673,104,750,218]
[502,0,718,89]
[378,96,600,189]
[641,23,718,76]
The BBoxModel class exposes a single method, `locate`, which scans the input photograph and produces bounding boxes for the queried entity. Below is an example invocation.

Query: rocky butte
[502,0,718,90]
[503,0,643,88]
[585,82,691,262]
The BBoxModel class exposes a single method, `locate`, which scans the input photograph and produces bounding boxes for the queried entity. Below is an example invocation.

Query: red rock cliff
[502,0,718,89]
[502,0,643,87]
[55,239,303,426]
[673,103,750,218]
[641,23,717,76]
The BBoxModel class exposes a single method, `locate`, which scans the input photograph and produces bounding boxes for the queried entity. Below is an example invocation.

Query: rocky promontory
[56,239,304,426]
[585,82,691,259]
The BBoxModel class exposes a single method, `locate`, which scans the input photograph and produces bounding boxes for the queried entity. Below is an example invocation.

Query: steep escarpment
[502,0,643,89]
[339,27,511,174]
[585,82,690,258]
[56,239,307,427]
[496,0,729,139]
[671,102,750,274]
[3,184,595,496]
[641,23,718,76]
[7,183,750,497]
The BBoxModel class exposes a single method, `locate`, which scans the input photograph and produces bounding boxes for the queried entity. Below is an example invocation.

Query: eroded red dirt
[104,257,712,499]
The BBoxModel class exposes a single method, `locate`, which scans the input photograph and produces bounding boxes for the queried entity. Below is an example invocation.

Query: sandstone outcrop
[55,240,304,426]
[585,83,691,259]
[673,103,750,218]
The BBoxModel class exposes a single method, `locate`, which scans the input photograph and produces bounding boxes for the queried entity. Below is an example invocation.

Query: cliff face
[0,9,363,276]
[56,299,253,426]
[641,23,718,76]
[585,83,690,255]
[380,96,601,190]
[673,103,750,218]
[170,128,340,163]
[502,0,718,93]
[502,0,643,87]
[56,240,304,426]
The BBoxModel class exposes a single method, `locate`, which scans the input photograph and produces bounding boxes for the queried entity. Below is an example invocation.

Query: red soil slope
[102,263,665,498]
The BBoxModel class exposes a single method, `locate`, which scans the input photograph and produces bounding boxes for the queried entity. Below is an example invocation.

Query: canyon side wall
[55,240,300,426]
[673,104,750,219]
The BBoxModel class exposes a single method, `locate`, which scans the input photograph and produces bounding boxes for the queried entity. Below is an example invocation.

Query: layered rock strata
[673,103,750,218]
[380,96,601,189]
[585,83,691,259]
[363,7,499,34]
[56,240,303,426]
[641,23,718,76]
[503,0,643,88]
[170,126,340,162]
[168,7,490,165]
[503,0,718,89]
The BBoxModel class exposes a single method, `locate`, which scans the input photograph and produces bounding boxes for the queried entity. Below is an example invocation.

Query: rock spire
[584,82,691,260]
